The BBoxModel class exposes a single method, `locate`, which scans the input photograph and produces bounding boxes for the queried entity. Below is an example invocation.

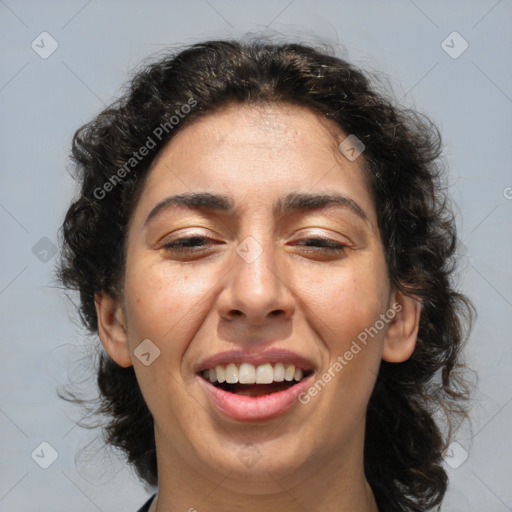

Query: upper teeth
[202,363,305,384]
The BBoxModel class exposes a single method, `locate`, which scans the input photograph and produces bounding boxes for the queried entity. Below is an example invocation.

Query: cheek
[123,260,217,352]
[320,262,388,397]
[309,262,389,343]
[122,262,218,416]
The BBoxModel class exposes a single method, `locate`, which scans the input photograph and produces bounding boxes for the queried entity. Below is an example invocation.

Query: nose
[216,236,296,327]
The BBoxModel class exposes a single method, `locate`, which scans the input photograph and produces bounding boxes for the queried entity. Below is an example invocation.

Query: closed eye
[293,237,347,253]
[163,235,347,255]
[162,235,219,253]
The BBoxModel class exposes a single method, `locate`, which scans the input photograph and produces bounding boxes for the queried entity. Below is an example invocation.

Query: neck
[150,479,378,512]
[149,430,379,512]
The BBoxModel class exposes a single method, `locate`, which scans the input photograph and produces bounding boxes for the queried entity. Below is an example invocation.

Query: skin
[95,102,421,512]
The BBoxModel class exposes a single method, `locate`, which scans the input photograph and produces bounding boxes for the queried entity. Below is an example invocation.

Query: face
[97,102,419,494]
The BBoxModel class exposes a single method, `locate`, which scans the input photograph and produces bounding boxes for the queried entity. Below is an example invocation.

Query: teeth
[215,365,226,383]
[256,363,273,384]
[225,363,238,384]
[273,363,285,382]
[201,363,308,384]
[239,362,256,384]
[284,364,295,382]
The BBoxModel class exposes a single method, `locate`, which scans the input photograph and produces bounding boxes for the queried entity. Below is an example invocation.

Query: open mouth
[199,363,314,397]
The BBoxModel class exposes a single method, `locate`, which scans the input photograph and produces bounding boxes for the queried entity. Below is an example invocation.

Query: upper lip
[195,348,317,373]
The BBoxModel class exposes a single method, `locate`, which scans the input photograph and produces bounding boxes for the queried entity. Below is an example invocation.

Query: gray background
[1,1,511,510]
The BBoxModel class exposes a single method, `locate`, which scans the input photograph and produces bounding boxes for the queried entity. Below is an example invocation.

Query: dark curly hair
[56,37,475,512]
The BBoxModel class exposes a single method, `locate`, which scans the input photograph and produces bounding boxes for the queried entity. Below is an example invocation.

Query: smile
[196,357,316,421]
[201,362,313,397]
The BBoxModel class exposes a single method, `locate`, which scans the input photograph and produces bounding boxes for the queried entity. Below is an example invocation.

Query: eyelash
[162,235,347,254]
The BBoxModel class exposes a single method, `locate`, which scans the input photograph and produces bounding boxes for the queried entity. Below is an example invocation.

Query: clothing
[137,494,156,512]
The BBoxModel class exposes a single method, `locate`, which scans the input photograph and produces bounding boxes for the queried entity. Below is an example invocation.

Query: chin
[193,439,317,493]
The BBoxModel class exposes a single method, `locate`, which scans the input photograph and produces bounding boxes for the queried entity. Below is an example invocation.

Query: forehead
[159,102,344,162]
[132,102,377,228]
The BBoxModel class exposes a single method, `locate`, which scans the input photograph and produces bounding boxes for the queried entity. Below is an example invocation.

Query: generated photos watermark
[93,97,197,200]
[298,302,402,405]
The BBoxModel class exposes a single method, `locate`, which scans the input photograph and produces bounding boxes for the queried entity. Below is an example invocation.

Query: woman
[57,38,474,512]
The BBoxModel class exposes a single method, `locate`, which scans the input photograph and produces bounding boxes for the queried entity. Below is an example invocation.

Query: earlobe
[95,292,133,368]
[382,291,422,363]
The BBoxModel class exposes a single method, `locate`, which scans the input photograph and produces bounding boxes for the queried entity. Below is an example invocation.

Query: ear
[95,291,132,367]
[382,290,422,363]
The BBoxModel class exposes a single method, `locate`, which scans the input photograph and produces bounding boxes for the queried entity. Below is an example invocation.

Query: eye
[293,237,348,253]
[162,235,348,256]
[162,235,219,254]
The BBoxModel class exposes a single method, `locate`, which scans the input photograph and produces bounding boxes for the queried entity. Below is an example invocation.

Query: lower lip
[197,374,315,421]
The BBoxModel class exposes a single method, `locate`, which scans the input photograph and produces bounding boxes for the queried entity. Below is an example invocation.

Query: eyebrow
[143,191,369,228]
